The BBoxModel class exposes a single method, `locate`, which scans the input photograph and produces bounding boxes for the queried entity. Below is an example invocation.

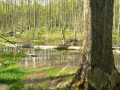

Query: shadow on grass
[22,73,75,84]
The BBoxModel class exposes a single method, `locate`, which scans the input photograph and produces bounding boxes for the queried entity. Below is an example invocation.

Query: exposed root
[68,67,120,90]
[68,64,83,88]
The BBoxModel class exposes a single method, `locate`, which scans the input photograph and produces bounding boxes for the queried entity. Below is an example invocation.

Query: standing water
[1,47,120,89]
[2,47,119,71]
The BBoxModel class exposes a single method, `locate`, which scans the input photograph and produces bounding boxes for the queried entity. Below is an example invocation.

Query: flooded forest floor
[0,31,120,90]
[0,48,79,90]
[0,62,77,90]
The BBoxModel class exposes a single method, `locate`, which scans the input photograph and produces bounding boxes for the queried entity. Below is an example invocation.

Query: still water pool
[2,47,120,72]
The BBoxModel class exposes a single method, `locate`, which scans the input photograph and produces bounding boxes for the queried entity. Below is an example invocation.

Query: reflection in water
[1,47,120,72]
[25,57,28,68]
[24,49,81,69]
[33,57,36,68]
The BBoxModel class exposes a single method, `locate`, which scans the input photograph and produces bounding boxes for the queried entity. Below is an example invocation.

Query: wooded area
[0,0,120,45]
[0,0,120,90]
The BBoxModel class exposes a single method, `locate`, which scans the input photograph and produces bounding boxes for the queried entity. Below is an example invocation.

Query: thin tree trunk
[118,0,120,36]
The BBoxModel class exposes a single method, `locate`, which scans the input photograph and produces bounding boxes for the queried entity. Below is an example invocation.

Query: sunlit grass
[112,30,119,35]
[0,64,24,84]
[0,50,27,67]
[0,57,77,89]
[16,30,84,45]
[0,37,5,42]
[23,67,76,77]
[24,68,42,74]
[0,30,119,46]
[0,50,27,86]
[43,68,77,77]
[112,36,120,40]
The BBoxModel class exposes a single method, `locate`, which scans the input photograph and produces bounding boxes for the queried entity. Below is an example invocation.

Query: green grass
[16,30,83,45]
[0,50,27,66]
[0,29,119,46]
[0,50,27,87]
[0,64,76,89]
[0,64,24,84]
[112,36,120,40]
[112,30,119,35]
[8,82,24,90]
[0,37,5,42]
[23,67,76,77]
[112,36,120,44]
[24,68,42,74]
[0,50,27,58]
[5,67,75,90]
[43,68,77,77]
[112,30,120,42]
[0,36,17,44]
[0,59,25,90]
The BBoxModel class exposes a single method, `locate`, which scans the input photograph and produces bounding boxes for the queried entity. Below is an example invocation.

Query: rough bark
[69,0,120,90]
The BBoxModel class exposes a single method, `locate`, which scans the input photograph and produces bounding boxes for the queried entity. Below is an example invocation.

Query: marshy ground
[0,48,120,90]
[0,31,120,90]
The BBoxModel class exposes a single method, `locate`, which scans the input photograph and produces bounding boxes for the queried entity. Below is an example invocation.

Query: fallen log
[34,46,81,50]
[1,43,120,51]
[113,50,120,54]
[112,47,120,50]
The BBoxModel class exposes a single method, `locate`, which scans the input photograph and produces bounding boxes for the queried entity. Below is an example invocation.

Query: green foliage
[0,0,84,34]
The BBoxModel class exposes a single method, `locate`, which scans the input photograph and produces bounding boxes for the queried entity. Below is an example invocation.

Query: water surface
[2,47,120,72]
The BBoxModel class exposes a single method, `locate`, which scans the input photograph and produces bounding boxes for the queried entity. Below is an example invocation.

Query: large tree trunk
[69,0,120,90]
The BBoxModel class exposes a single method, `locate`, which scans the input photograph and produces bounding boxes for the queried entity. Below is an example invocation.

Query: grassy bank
[0,50,27,89]
[0,31,83,46]
[21,67,76,90]
[0,65,76,90]
[0,30,120,46]
[0,49,77,90]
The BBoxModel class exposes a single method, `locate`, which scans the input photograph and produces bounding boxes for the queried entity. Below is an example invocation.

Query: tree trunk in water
[69,0,120,90]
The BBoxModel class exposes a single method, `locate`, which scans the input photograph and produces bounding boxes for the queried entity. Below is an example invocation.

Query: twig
[0,35,16,44]
[47,63,70,88]
[0,35,23,51]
